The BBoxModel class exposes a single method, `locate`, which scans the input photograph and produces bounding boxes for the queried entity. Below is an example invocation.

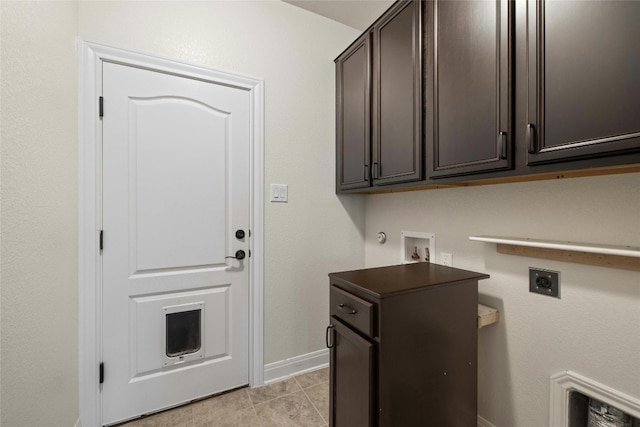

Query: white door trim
[77,39,264,427]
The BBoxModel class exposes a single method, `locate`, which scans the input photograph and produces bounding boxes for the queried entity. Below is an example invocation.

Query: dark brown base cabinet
[327,263,489,426]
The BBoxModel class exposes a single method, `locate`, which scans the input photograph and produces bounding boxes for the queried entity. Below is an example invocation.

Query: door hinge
[99,96,104,118]
[99,230,104,253]
[99,362,104,384]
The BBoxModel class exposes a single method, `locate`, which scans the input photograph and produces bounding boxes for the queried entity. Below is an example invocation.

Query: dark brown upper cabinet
[336,0,640,194]
[371,0,423,185]
[425,0,513,179]
[335,0,422,192]
[526,0,640,165]
[335,34,371,191]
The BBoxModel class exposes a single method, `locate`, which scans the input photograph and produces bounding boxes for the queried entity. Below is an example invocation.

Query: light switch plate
[270,184,288,202]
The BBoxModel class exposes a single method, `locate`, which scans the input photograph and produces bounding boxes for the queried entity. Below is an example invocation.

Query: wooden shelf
[478,304,499,329]
[469,236,640,271]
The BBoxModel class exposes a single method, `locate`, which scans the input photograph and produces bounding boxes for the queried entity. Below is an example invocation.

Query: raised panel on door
[527,0,640,165]
[336,34,371,191]
[131,97,228,272]
[426,0,513,179]
[329,319,374,427]
[372,0,422,186]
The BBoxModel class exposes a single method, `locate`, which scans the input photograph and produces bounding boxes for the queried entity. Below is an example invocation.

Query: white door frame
[77,40,264,427]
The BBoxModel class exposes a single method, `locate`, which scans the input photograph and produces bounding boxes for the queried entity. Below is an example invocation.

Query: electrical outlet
[440,252,453,267]
[529,268,560,298]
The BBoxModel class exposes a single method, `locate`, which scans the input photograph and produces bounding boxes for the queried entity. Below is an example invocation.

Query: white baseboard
[263,348,329,385]
[478,415,496,427]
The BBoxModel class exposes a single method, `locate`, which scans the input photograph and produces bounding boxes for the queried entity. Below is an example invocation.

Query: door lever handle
[226,250,246,260]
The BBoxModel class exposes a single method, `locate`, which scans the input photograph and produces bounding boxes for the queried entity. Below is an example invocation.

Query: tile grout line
[248,379,304,407]
[300,386,327,426]
[122,373,329,427]
[250,399,263,427]
[297,376,329,426]
[251,375,328,426]
[243,388,264,427]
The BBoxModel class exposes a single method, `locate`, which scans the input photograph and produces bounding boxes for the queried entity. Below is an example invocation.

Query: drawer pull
[338,303,357,315]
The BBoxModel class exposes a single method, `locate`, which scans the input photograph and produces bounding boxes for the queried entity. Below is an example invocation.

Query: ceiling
[282,0,395,31]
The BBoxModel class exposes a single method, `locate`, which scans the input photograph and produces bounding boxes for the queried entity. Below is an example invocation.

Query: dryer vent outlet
[529,268,560,298]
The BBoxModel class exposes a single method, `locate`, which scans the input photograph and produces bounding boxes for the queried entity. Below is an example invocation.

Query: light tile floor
[118,368,330,427]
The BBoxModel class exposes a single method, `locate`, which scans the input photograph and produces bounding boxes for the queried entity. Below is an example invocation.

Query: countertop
[329,262,490,299]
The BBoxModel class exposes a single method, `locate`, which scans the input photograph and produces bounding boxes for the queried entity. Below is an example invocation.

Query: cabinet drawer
[330,286,375,337]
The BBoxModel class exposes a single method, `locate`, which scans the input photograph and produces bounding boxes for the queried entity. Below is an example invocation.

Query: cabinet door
[329,319,374,427]
[372,0,422,185]
[526,0,640,165]
[336,34,371,191]
[426,0,513,178]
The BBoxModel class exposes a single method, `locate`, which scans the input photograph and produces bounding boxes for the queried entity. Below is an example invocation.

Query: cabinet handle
[372,162,379,179]
[326,325,334,348]
[364,164,369,182]
[338,303,357,315]
[526,124,537,154]
[497,132,507,160]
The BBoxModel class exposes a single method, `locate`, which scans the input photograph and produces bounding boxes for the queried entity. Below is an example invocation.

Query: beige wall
[364,173,640,426]
[1,1,363,425]
[1,1,79,426]
[76,0,363,368]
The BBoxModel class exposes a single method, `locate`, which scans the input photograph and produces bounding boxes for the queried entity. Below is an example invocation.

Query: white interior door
[101,61,251,425]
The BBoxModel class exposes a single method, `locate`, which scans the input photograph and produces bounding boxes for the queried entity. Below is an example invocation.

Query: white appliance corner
[263,349,329,385]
